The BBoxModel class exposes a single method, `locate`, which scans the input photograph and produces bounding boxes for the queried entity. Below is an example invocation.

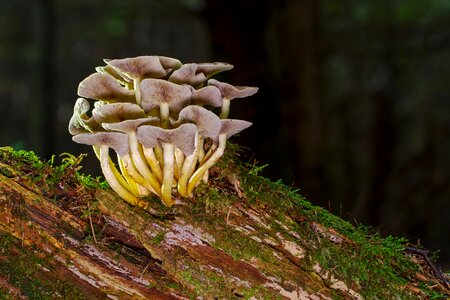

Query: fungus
[139,78,192,128]
[69,55,257,208]
[137,123,197,206]
[105,56,182,104]
[78,73,136,103]
[187,119,252,196]
[102,117,162,194]
[68,98,100,135]
[92,102,146,124]
[72,132,148,208]
[174,106,222,197]
[208,79,258,119]
[169,62,233,86]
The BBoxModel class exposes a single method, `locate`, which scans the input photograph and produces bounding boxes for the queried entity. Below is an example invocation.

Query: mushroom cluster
[69,56,258,208]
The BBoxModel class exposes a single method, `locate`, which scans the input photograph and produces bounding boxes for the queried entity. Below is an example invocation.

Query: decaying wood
[0,153,448,299]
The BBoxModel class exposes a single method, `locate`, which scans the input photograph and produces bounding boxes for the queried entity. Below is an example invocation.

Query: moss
[0,233,85,299]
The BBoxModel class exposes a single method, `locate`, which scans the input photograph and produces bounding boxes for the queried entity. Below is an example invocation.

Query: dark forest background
[0,0,449,268]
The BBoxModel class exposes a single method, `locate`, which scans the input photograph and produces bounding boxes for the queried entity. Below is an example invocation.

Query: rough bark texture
[0,148,448,299]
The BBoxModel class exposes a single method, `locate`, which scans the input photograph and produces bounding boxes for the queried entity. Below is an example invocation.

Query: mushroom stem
[200,143,217,165]
[160,102,170,128]
[177,133,200,197]
[174,148,185,180]
[134,79,142,105]
[154,146,164,167]
[121,154,159,196]
[187,134,227,196]
[117,153,141,197]
[219,99,231,119]
[161,143,175,207]
[99,145,144,207]
[197,137,205,163]
[142,146,163,183]
[94,145,138,196]
[129,132,161,196]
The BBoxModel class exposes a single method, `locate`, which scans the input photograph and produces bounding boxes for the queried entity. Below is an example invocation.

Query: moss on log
[0,147,448,299]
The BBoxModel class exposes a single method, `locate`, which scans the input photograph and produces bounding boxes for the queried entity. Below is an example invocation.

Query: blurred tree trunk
[271,0,326,203]
[38,0,56,159]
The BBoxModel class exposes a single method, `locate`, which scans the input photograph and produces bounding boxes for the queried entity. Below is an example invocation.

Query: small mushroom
[169,62,233,86]
[105,56,182,104]
[102,117,162,194]
[191,85,223,108]
[139,78,192,128]
[72,132,149,208]
[174,106,222,197]
[187,119,252,196]
[92,102,146,124]
[78,73,136,103]
[68,98,101,135]
[137,123,197,206]
[208,79,258,119]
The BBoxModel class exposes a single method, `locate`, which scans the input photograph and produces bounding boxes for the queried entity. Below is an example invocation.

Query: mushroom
[72,132,149,208]
[169,62,233,86]
[208,79,258,119]
[139,78,192,128]
[78,73,136,103]
[68,98,101,135]
[137,123,197,206]
[102,117,163,194]
[92,102,146,124]
[174,106,222,197]
[191,85,223,108]
[105,56,182,104]
[187,119,252,196]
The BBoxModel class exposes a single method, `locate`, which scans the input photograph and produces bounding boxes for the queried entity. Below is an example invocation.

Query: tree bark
[0,150,448,299]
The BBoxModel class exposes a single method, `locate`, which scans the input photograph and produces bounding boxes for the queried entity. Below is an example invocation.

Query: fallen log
[0,148,448,299]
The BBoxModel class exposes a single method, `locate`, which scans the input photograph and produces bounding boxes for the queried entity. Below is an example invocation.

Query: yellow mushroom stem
[187,133,227,196]
[128,131,161,196]
[98,145,146,208]
[219,99,231,119]
[161,143,175,207]
[93,145,138,196]
[177,133,200,197]
[142,146,163,183]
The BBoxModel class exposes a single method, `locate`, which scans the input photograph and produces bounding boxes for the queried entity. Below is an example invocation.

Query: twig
[405,246,450,285]
[139,263,150,279]
[87,201,98,244]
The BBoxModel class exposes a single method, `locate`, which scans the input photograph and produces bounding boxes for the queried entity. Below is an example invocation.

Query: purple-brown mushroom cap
[72,132,130,157]
[137,123,197,156]
[78,73,135,102]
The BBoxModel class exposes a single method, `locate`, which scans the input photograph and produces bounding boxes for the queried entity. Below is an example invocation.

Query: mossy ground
[0,145,448,299]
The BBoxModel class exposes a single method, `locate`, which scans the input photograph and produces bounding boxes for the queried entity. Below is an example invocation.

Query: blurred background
[0,0,449,268]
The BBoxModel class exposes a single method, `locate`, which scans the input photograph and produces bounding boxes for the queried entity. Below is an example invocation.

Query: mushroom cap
[137,123,197,156]
[68,98,103,135]
[105,56,181,81]
[196,62,234,77]
[72,132,129,157]
[208,79,258,101]
[92,103,146,124]
[168,63,207,86]
[177,106,221,141]
[95,65,130,84]
[168,62,233,86]
[191,85,223,107]
[139,78,193,115]
[102,117,160,133]
[78,73,136,102]
[220,119,253,138]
